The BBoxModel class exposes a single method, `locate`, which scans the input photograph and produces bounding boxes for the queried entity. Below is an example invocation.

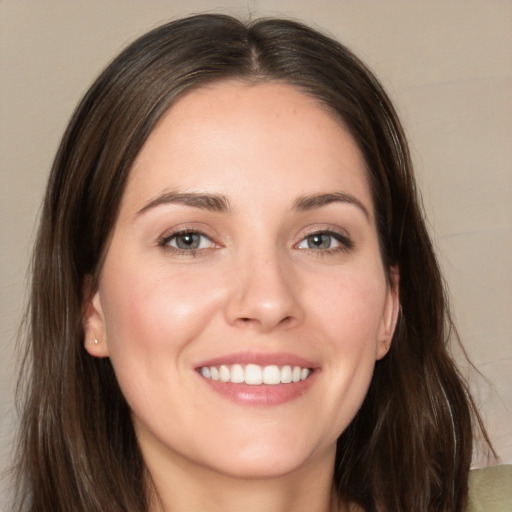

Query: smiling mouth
[199,364,312,385]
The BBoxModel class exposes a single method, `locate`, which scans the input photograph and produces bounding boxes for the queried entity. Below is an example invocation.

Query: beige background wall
[1,0,510,506]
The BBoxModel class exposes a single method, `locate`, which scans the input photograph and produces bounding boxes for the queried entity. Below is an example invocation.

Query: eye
[160,230,215,252]
[296,231,353,252]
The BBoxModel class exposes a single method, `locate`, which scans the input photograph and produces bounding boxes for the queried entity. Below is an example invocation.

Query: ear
[376,265,400,360]
[82,274,110,358]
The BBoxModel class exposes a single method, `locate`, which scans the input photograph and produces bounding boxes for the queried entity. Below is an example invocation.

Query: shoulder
[466,464,512,512]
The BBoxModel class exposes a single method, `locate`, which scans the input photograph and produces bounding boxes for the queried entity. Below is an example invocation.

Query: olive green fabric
[466,465,512,512]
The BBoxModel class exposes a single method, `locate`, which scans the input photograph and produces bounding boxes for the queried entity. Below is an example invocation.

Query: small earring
[93,338,99,345]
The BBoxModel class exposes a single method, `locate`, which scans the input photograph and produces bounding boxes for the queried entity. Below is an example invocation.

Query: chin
[195,437,334,480]
[205,455,313,480]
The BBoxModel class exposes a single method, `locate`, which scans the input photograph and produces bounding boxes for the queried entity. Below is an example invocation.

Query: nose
[224,248,304,332]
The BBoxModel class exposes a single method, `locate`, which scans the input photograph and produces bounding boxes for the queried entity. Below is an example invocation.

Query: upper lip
[194,351,319,369]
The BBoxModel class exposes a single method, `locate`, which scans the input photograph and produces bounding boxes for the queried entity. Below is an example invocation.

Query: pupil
[177,233,199,249]
[309,234,330,249]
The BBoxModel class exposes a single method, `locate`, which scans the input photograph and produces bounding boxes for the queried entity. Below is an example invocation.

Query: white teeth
[199,363,312,385]
[230,364,244,383]
[263,365,281,385]
[245,364,263,385]
[280,365,293,384]
[219,365,230,382]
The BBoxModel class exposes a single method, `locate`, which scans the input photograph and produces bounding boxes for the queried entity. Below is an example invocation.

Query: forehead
[122,80,372,216]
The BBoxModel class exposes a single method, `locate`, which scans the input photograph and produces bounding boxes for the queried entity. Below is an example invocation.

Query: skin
[84,81,399,512]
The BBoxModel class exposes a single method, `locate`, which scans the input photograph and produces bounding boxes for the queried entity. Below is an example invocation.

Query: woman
[13,13,493,511]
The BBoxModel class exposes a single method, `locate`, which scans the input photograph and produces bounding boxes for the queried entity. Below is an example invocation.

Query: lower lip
[198,372,317,406]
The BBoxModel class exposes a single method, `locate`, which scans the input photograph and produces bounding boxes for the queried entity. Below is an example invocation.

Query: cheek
[304,267,387,422]
[99,261,225,375]
[97,263,230,431]
[308,267,387,348]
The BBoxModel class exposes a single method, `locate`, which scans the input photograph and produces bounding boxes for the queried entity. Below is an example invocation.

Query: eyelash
[296,229,354,255]
[158,228,353,256]
[158,229,216,256]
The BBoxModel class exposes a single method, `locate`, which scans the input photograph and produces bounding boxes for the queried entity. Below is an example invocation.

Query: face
[84,81,399,482]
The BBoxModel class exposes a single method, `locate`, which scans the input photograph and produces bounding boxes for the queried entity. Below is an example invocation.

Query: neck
[144,445,345,512]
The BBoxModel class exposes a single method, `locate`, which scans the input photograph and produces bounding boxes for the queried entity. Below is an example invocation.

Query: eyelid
[294,226,354,251]
[166,232,213,249]
[156,223,353,256]
[157,224,221,254]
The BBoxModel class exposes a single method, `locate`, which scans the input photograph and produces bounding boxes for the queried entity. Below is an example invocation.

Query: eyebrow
[137,191,231,215]
[293,192,370,220]
[136,190,369,220]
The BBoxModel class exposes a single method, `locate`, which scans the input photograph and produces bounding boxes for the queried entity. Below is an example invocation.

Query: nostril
[278,316,294,327]
[234,315,297,330]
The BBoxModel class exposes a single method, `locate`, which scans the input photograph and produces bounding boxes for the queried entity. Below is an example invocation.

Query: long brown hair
[14,14,491,511]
